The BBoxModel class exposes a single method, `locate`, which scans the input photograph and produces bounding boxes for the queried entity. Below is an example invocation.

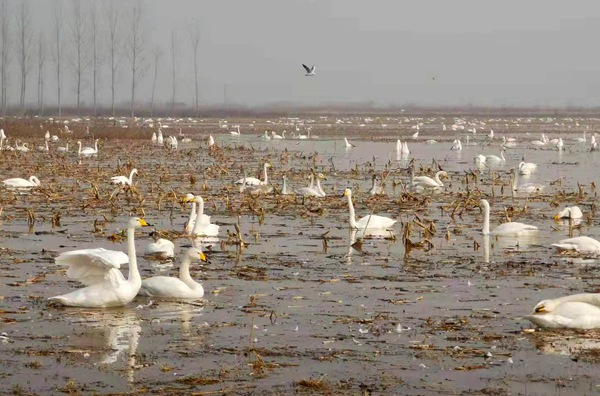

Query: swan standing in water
[3,176,41,189]
[234,163,271,186]
[190,196,219,237]
[48,217,151,307]
[208,135,215,147]
[78,139,99,157]
[369,174,386,196]
[554,206,583,220]
[229,125,241,136]
[551,236,600,254]
[510,169,544,194]
[183,193,210,233]
[527,293,600,329]
[480,199,538,236]
[56,142,69,153]
[295,173,326,197]
[518,161,537,175]
[411,170,447,189]
[111,169,138,186]
[451,139,462,150]
[138,247,208,299]
[344,188,396,230]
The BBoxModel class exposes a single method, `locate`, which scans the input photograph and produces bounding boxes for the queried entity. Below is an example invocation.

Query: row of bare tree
[0,0,202,118]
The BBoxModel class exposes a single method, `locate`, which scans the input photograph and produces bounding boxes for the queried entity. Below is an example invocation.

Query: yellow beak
[139,219,149,227]
[534,305,547,313]
[199,252,207,262]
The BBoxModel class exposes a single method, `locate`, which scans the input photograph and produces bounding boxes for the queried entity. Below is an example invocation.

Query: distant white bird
[3,176,41,189]
[451,139,462,151]
[208,134,215,147]
[229,125,241,136]
[576,131,587,143]
[344,137,355,148]
[554,206,583,220]
[111,169,138,186]
[302,64,316,76]
[157,129,164,145]
[45,130,50,141]
[412,125,419,139]
[518,161,537,175]
[488,129,494,140]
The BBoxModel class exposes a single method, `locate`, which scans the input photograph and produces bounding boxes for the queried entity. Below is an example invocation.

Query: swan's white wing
[302,64,311,73]
[56,248,129,286]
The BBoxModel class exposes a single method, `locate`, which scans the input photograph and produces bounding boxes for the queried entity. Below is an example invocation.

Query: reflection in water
[147,301,207,349]
[491,233,539,250]
[531,331,600,358]
[346,228,396,264]
[69,309,141,383]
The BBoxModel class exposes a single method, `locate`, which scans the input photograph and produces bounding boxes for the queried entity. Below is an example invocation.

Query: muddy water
[2,116,600,394]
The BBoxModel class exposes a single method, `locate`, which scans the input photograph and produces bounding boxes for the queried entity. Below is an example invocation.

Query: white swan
[510,169,544,194]
[556,137,564,151]
[369,174,385,196]
[234,163,271,186]
[480,199,538,236]
[295,173,325,197]
[412,171,447,189]
[485,150,506,163]
[111,169,138,186]
[396,139,402,153]
[344,188,396,230]
[3,176,41,189]
[151,132,157,144]
[555,206,583,220]
[552,236,600,254]
[208,134,215,147]
[451,139,462,151]
[37,141,49,152]
[527,293,600,329]
[15,141,29,152]
[401,141,410,156]
[576,131,587,143]
[78,139,99,157]
[344,137,355,148]
[229,125,241,136]
[157,129,164,145]
[138,247,208,299]
[190,196,219,237]
[56,142,69,153]
[48,217,151,307]
[183,193,210,233]
[281,175,290,195]
[271,131,283,140]
[518,161,537,175]
[144,237,175,259]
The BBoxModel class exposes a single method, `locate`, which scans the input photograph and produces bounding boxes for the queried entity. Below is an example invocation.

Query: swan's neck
[191,199,204,234]
[434,172,443,186]
[262,165,269,184]
[347,193,358,228]
[282,177,288,194]
[511,172,518,191]
[316,178,324,195]
[187,201,197,232]
[127,225,141,286]
[308,174,314,189]
[501,151,505,161]
[78,142,82,154]
[179,256,200,289]
[129,170,136,183]
[482,203,490,235]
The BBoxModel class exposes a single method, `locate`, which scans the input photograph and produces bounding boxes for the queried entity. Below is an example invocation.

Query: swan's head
[182,193,195,203]
[317,173,326,180]
[479,199,490,210]
[265,163,272,169]
[187,247,209,264]
[554,207,571,221]
[129,217,151,228]
[29,176,41,186]
[343,188,352,197]
[132,169,138,175]
[533,299,557,313]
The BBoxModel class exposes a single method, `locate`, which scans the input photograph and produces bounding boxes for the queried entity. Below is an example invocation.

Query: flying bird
[302,64,316,76]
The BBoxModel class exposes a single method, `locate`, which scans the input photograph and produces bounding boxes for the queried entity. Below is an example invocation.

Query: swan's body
[281,175,290,195]
[480,199,538,236]
[555,206,583,220]
[48,217,150,307]
[527,293,600,329]
[369,174,385,196]
[3,176,41,189]
[157,129,164,145]
[208,134,215,147]
[78,139,99,157]
[144,238,175,259]
[271,131,283,139]
[111,169,138,186]
[412,171,447,189]
[451,139,462,151]
[344,188,396,230]
[229,125,241,136]
[190,196,219,237]
[183,193,210,233]
[551,236,600,254]
[234,163,271,186]
[576,131,587,143]
[401,141,410,156]
[139,248,208,299]
[151,132,157,144]
[56,143,69,153]
[511,170,544,194]
[518,161,537,175]
[485,150,506,163]
[295,173,325,197]
[37,141,49,152]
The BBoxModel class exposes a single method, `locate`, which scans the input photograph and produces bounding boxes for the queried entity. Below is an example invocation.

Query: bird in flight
[302,64,316,76]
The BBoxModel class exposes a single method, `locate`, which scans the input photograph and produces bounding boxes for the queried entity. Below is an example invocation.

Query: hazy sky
[22,1,600,109]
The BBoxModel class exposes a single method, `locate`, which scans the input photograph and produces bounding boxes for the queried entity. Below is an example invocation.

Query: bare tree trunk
[126,1,146,118]
[17,1,32,116]
[150,46,161,117]
[37,33,46,116]
[69,0,86,116]
[53,0,62,117]
[189,23,200,118]
[0,1,11,116]
[106,0,121,117]
[90,2,98,117]
[171,29,176,112]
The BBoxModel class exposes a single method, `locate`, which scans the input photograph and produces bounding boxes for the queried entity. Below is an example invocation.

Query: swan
[229,125,241,136]
[3,176,41,189]
[552,236,600,254]
[295,173,326,197]
[526,293,600,329]
[412,127,419,139]
[488,129,494,140]
[556,137,564,151]
[111,168,138,186]
[484,150,506,163]
[576,131,587,143]
[48,217,151,307]
[151,132,157,144]
[183,193,210,233]
[144,237,175,259]
[45,130,50,141]
[555,206,583,220]
[518,161,537,175]
[15,141,29,152]
[396,139,402,153]
[208,134,215,147]
[234,163,271,186]
[401,141,410,156]
[138,247,208,299]
[37,141,49,152]
[451,139,462,151]
[510,169,544,194]
[591,135,598,151]
[344,188,396,230]
[369,174,385,196]
[157,129,164,145]
[78,139,99,157]
[281,175,290,195]
[412,171,447,189]
[501,136,516,148]
[262,131,271,141]
[272,131,283,139]
[344,137,355,148]
[56,142,69,153]
[480,199,538,236]
[190,196,219,237]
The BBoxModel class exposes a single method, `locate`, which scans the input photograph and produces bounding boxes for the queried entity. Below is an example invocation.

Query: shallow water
[3,115,600,394]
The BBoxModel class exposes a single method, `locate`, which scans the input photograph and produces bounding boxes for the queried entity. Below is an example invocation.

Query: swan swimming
[3,176,41,189]
[551,236,600,254]
[111,169,138,186]
[480,199,538,236]
[554,206,583,220]
[344,188,396,230]
[527,293,600,329]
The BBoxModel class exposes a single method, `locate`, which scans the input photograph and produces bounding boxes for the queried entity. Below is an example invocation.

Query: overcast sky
[21,0,600,109]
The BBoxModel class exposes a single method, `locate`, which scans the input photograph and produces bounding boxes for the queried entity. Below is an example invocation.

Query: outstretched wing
[310,65,316,73]
[302,64,311,73]
[56,248,129,286]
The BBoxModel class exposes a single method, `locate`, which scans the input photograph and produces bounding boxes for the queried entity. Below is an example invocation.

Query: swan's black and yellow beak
[199,252,210,263]
[139,219,152,227]
[534,305,547,313]
[553,214,560,221]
